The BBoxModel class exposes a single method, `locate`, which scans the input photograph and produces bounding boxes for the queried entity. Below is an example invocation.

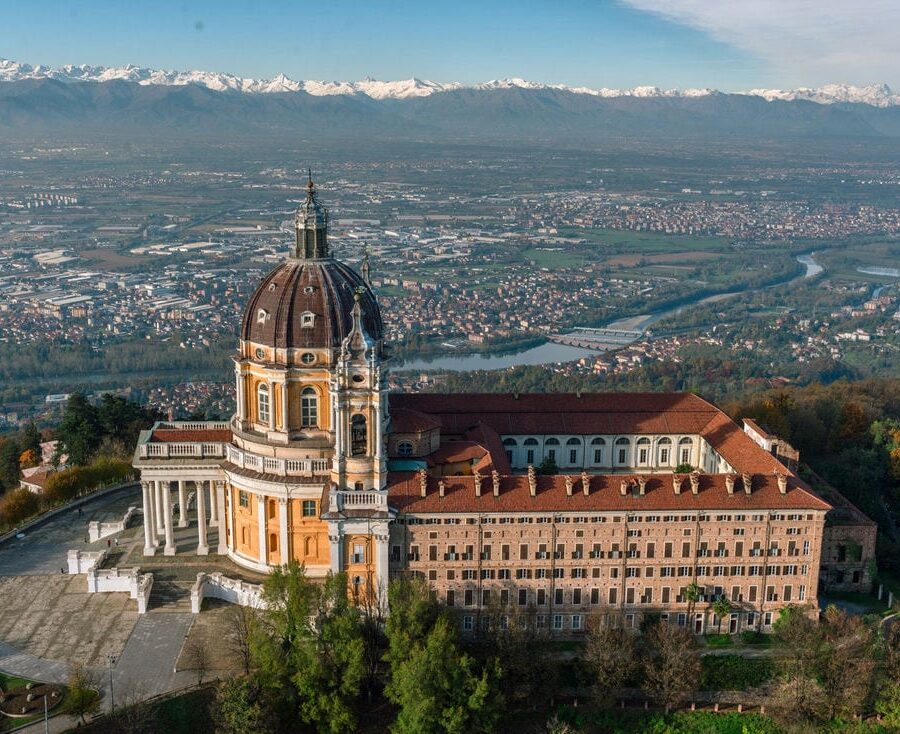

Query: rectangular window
[626,587,635,604]
[518,589,527,606]
[594,448,602,463]
[573,588,582,605]
[464,589,474,606]
[552,615,563,631]
[527,449,535,464]
[555,589,564,605]
[618,448,627,464]
[239,490,250,508]
[660,448,669,464]
[682,542,691,558]
[646,542,655,559]
[302,500,316,517]
[519,544,528,560]
[681,448,690,464]
[352,544,365,564]
[429,545,437,562]
[569,449,577,464]
[783,585,792,602]
[664,542,673,559]
[798,585,806,601]
[572,615,583,631]
[662,586,670,604]
[537,589,546,605]
[547,449,556,461]
[446,590,455,606]
[463,615,473,631]
[638,448,648,464]
[608,587,617,604]
[749,585,758,602]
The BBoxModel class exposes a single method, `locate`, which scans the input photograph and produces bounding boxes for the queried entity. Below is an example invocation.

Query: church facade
[134,180,872,633]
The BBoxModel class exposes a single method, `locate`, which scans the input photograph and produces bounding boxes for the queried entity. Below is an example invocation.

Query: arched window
[523,437,539,466]
[544,437,560,463]
[565,437,582,466]
[678,437,694,466]
[502,437,517,466]
[351,414,367,456]
[636,437,651,465]
[591,437,606,464]
[657,437,673,466]
[304,536,314,557]
[397,441,413,457]
[615,437,630,466]
[300,387,318,428]
[257,383,270,424]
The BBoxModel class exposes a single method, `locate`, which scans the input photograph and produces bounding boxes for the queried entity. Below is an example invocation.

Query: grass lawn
[559,226,729,253]
[704,634,734,648]
[0,671,61,732]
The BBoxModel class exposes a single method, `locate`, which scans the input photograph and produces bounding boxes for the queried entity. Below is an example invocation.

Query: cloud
[620,0,900,87]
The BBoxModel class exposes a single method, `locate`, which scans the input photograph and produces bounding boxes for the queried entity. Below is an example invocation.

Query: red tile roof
[387,472,831,514]
[150,429,233,443]
[390,407,441,434]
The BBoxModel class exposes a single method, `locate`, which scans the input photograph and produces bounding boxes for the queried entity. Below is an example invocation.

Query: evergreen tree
[57,393,100,466]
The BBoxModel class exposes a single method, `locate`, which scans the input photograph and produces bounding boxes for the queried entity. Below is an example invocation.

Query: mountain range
[2,58,900,142]
[2,58,898,106]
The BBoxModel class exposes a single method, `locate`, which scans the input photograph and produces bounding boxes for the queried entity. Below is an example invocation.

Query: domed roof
[240,258,383,351]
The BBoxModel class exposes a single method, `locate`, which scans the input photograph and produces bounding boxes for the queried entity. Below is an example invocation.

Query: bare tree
[110,684,152,734]
[63,662,101,724]
[183,635,210,686]
[226,605,256,675]
[641,620,700,712]
[585,612,640,708]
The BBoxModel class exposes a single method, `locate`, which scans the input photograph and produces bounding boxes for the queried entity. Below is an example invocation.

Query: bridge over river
[548,326,643,351]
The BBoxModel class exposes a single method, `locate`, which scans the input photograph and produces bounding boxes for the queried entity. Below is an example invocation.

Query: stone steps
[149,580,194,613]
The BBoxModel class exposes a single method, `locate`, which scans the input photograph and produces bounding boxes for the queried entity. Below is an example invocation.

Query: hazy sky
[2,0,898,90]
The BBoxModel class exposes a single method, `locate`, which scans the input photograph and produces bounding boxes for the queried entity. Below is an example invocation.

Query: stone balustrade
[67,548,107,574]
[225,444,330,477]
[88,505,141,542]
[139,442,226,459]
[190,571,267,613]
[83,566,153,614]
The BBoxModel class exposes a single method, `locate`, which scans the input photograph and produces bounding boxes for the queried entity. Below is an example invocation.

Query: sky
[1,0,898,90]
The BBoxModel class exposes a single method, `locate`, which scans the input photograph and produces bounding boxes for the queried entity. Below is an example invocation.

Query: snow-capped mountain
[1,58,896,106]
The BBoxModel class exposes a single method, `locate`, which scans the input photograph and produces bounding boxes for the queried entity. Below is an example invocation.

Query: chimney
[492,470,500,497]
[418,469,427,498]
[581,471,590,496]
[528,465,537,497]
[637,476,647,496]
[474,471,482,497]
[438,479,445,498]
[725,474,736,495]
[776,472,788,494]
[690,471,700,495]
[565,475,573,496]
[673,475,682,495]
[742,473,753,495]
[620,479,628,496]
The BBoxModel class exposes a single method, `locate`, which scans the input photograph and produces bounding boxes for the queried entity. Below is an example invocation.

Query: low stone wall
[87,505,141,542]
[81,565,154,614]
[67,548,107,574]
[190,572,266,613]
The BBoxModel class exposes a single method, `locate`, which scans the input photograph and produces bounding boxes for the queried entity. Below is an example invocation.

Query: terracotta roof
[387,472,832,514]
[390,392,721,436]
[427,441,488,467]
[20,468,53,490]
[390,392,788,476]
[150,429,232,443]
[240,259,383,350]
[390,407,441,434]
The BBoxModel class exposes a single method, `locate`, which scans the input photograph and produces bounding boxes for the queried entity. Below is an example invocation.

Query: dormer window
[301,311,316,328]
[257,308,268,324]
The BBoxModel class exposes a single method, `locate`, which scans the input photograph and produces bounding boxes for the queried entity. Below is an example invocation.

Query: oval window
[255,347,265,359]
[301,352,316,365]
[352,374,365,383]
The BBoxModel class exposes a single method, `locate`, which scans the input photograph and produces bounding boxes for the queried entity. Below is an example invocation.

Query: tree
[475,597,558,712]
[213,675,274,734]
[770,605,827,726]
[641,620,700,712]
[584,613,640,708]
[21,421,42,457]
[57,393,100,466]
[817,606,877,720]
[684,581,700,622]
[182,635,210,686]
[712,597,732,635]
[0,487,41,527]
[18,448,39,470]
[226,604,256,676]
[0,438,20,492]
[387,616,502,734]
[63,662,100,724]
[384,575,444,673]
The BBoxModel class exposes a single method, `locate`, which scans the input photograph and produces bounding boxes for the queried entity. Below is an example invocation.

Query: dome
[240,258,383,351]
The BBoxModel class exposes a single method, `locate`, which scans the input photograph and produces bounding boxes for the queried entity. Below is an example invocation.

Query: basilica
[134,179,875,634]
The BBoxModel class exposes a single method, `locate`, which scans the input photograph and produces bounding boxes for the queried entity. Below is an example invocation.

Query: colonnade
[142,478,225,557]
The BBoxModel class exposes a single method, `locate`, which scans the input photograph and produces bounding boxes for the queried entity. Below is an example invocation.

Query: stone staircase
[149,577,194,613]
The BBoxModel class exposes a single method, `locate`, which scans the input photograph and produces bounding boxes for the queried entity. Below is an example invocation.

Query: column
[375,530,390,610]
[280,379,289,432]
[278,498,289,566]
[196,480,209,555]
[162,480,176,556]
[209,482,218,524]
[146,481,159,548]
[142,482,155,556]
[268,380,275,431]
[257,494,268,565]
[216,481,228,555]
[329,532,343,573]
[177,480,188,528]
[375,392,383,459]
[154,480,165,535]
[236,366,246,421]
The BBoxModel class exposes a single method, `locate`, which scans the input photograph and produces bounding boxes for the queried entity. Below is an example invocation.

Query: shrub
[0,487,41,527]
[43,458,132,505]
[700,655,774,691]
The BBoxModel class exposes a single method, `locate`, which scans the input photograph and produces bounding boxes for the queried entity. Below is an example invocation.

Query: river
[395,253,824,372]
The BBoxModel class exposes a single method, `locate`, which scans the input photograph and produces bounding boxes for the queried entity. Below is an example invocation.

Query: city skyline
[2,0,899,91]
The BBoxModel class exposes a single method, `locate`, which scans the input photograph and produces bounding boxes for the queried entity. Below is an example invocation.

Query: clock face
[301,352,315,365]
[255,348,265,360]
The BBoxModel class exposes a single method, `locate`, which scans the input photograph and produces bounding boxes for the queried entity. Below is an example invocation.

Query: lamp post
[42,693,49,734]
[107,654,116,713]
